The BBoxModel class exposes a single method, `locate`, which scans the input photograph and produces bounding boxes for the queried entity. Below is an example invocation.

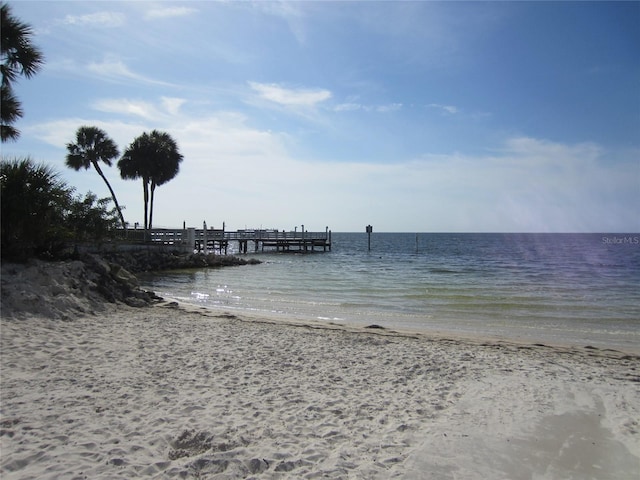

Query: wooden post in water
[325,226,329,252]
[302,225,306,252]
[366,225,373,251]
[203,221,208,254]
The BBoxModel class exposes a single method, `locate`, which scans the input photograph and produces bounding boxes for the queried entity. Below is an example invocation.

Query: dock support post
[325,226,329,252]
[187,228,196,253]
[203,222,208,254]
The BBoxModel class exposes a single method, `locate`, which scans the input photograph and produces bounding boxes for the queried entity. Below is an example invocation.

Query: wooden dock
[122,226,332,254]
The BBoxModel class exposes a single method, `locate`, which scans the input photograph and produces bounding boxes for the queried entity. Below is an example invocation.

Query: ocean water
[140,233,640,351]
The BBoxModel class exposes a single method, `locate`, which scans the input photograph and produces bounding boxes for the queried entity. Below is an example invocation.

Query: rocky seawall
[99,250,261,273]
[0,252,260,319]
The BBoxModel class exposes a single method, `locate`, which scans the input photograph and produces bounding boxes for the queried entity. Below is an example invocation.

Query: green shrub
[1,157,71,260]
[67,191,120,245]
[1,157,119,261]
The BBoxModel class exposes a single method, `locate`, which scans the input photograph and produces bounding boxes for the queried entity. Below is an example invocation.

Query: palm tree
[1,84,21,141]
[1,3,44,142]
[146,131,183,230]
[66,126,126,229]
[118,130,183,231]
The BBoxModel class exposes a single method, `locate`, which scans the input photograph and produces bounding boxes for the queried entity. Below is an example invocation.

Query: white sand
[1,301,639,479]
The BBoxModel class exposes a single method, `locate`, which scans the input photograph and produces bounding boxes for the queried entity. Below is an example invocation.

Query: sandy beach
[1,299,639,479]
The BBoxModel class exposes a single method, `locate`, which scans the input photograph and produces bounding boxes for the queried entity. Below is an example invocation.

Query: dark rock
[124,297,148,308]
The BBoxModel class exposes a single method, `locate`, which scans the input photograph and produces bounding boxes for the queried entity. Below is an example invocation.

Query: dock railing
[114,226,331,253]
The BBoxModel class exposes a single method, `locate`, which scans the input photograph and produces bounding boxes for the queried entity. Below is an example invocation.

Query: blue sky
[3,1,639,232]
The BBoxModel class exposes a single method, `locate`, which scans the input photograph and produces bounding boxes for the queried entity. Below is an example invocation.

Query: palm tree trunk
[92,161,126,230]
[149,181,156,230]
[143,179,149,233]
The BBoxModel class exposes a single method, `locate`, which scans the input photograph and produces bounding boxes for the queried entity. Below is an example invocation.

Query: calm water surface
[141,233,640,351]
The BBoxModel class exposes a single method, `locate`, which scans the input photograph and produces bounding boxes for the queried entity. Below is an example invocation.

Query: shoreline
[160,297,640,357]
[2,302,639,479]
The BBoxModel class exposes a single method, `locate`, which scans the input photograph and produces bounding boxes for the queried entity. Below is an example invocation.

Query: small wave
[317,316,345,322]
[190,292,210,300]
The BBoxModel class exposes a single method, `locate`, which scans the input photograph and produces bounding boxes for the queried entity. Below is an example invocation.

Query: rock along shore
[0,251,261,319]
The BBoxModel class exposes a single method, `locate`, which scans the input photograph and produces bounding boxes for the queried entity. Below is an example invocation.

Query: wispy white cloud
[428,103,459,115]
[249,82,331,107]
[91,99,161,120]
[334,102,402,113]
[376,103,403,113]
[87,56,175,87]
[334,103,361,112]
[62,11,126,28]
[145,6,197,20]
[90,97,187,120]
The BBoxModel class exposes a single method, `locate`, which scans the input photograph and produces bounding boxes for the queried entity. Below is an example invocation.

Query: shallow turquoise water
[141,233,640,350]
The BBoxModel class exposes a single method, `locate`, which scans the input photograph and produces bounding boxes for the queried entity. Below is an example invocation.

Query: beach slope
[1,302,638,479]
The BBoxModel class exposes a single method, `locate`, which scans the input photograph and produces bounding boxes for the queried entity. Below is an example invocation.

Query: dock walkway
[122,226,332,254]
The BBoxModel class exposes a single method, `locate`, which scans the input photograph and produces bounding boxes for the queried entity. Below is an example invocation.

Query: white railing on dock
[117,227,331,252]
[224,230,330,241]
